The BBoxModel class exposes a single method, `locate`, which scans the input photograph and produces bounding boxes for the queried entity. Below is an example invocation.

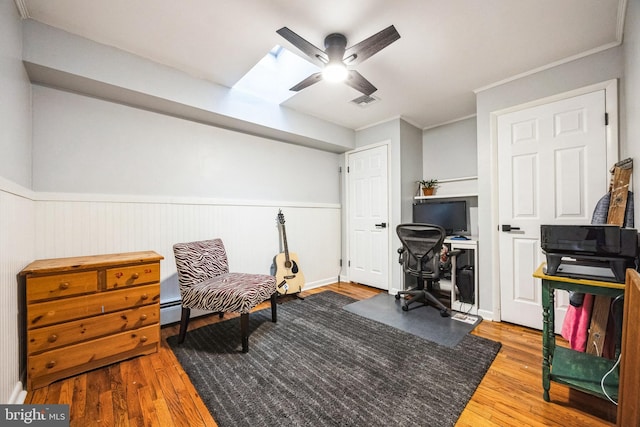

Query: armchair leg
[271,293,277,323]
[178,307,191,344]
[240,313,249,353]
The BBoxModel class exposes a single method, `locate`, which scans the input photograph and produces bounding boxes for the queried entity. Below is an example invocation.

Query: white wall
[400,120,423,223]
[0,0,35,404]
[423,116,477,180]
[0,1,32,187]
[476,46,624,318]
[32,86,340,203]
[624,0,640,228]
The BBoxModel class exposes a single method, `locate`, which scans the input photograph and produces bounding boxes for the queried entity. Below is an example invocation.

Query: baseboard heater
[160,298,210,326]
[160,299,182,309]
[160,298,182,326]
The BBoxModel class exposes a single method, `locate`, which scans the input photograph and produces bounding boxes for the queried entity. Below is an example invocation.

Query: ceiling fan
[276,25,400,96]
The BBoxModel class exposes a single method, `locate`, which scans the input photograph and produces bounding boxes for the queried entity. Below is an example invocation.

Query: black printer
[541,224,640,283]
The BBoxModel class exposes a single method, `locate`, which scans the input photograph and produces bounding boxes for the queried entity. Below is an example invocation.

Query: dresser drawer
[28,324,159,379]
[26,271,98,302]
[106,262,160,290]
[27,283,160,329]
[27,304,160,353]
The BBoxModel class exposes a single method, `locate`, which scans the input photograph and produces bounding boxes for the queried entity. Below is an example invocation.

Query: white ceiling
[20,0,624,130]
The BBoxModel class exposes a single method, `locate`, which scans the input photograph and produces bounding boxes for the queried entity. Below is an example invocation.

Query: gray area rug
[167,291,501,427]
[343,293,481,347]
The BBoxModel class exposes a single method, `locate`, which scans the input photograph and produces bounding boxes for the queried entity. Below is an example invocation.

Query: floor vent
[351,94,380,107]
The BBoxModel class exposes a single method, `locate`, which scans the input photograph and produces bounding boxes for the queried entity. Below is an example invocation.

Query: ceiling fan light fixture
[322,62,348,83]
[277,25,400,94]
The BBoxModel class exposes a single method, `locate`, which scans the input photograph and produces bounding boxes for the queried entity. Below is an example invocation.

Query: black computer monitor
[413,200,468,235]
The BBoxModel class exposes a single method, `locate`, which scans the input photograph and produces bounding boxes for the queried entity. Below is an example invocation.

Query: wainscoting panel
[0,189,34,403]
[34,197,341,324]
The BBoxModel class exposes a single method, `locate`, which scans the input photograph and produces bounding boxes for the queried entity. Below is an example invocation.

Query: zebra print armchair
[172,238,277,352]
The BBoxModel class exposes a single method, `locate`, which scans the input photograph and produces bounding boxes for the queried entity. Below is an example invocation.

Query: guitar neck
[282,224,291,262]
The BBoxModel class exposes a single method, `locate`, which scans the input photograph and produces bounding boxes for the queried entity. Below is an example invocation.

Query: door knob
[501,224,521,232]
[375,222,387,228]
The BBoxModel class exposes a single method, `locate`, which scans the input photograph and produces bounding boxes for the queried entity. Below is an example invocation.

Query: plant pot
[422,187,435,196]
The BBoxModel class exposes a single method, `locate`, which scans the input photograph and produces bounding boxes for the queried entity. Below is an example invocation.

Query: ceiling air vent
[351,95,380,108]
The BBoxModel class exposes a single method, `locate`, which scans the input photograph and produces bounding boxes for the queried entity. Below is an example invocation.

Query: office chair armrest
[397,247,405,264]
[448,249,463,258]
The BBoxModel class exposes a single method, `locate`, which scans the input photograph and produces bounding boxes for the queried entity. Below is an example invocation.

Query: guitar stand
[276,292,305,302]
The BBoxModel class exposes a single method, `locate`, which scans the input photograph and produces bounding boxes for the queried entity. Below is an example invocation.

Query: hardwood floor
[24,282,617,426]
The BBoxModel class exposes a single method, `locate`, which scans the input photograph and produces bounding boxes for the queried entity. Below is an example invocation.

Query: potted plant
[418,179,438,196]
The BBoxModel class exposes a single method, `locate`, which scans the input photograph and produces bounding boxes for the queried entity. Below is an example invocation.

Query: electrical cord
[601,353,621,405]
[599,293,624,405]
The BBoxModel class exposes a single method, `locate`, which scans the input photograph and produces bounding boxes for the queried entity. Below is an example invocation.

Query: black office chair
[394,223,453,317]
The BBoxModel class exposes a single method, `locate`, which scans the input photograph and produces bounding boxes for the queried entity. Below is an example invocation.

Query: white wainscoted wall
[0,183,35,404]
[33,193,341,324]
[1,179,340,403]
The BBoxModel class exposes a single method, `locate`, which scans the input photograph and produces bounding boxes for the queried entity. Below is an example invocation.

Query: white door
[347,145,389,289]
[498,90,610,331]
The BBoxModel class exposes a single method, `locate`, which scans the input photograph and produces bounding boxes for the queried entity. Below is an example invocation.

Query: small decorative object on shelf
[418,179,438,196]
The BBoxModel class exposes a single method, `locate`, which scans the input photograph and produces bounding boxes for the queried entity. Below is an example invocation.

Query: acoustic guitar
[274,210,305,295]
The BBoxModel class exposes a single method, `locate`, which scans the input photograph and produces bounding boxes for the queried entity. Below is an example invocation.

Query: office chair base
[395,291,451,317]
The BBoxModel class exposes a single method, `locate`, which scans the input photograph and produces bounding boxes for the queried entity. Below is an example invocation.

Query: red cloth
[561,293,594,352]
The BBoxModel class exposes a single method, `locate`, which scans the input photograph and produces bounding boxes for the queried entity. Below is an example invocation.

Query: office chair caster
[396,293,410,311]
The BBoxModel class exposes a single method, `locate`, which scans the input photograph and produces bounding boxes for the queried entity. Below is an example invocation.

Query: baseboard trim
[8,382,26,404]
[477,308,495,322]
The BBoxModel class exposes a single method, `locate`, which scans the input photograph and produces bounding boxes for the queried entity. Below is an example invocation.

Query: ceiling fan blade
[344,70,377,96]
[276,27,328,68]
[343,25,400,66]
[289,72,323,92]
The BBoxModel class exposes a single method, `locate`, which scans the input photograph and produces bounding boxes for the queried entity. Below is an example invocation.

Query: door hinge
[339,166,342,173]
[347,166,350,173]
[348,260,351,267]
[605,112,609,126]
[339,259,342,267]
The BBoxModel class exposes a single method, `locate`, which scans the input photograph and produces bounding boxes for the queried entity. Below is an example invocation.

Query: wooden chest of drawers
[20,251,163,390]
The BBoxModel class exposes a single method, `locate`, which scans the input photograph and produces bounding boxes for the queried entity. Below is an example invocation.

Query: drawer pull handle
[46,361,56,369]
[48,334,58,343]
[59,282,70,290]
[140,314,148,321]
[140,336,148,343]
[140,294,148,300]
[131,273,140,280]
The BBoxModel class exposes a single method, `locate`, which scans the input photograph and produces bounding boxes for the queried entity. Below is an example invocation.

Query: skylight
[232,45,320,104]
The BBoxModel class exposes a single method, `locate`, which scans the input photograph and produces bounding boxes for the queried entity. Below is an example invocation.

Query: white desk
[443,237,478,314]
